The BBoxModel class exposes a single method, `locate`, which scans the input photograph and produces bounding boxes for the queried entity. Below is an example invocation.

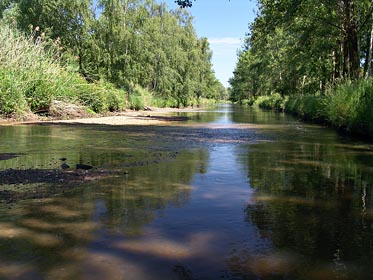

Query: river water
[0,104,373,279]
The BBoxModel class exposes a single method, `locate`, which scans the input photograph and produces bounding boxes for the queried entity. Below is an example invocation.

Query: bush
[285,95,326,122]
[284,79,373,137]
[0,69,28,116]
[0,23,128,117]
[128,94,144,110]
[77,84,106,113]
[197,97,217,107]
[106,88,126,112]
[240,96,256,106]
[255,93,285,111]
[325,79,373,135]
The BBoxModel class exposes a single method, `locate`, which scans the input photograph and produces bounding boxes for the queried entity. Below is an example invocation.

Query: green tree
[230,0,373,102]
[1,0,222,109]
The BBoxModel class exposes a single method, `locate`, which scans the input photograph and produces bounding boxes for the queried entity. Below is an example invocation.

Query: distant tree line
[0,0,225,108]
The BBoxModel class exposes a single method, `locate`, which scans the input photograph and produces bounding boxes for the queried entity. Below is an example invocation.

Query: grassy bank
[0,23,217,120]
[253,79,373,137]
[0,23,128,118]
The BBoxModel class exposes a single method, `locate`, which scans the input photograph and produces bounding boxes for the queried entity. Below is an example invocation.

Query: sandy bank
[0,108,202,126]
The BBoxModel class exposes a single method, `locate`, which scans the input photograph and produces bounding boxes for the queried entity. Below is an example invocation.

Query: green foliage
[0,23,65,115]
[128,95,144,111]
[91,1,223,105]
[284,79,373,136]
[128,85,149,111]
[285,95,326,122]
[230,0,372,103]
[324,79,373,135]
[0,0,222,116]
[240,96,256,106]
[76,84,106,113]
[0,69,28,115]
[0,22,126,116]
[254,93,286,111]
[104,85,126,112]
[228,0,373,137]
[1,0,224,118]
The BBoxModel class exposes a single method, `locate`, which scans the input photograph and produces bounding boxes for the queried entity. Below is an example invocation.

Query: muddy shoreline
[0,107,202,126]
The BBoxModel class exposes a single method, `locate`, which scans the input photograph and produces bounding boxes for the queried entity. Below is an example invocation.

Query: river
[0,104,373,279]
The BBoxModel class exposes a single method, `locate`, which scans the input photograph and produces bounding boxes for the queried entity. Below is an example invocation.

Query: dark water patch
[0,153,23,161]
[0,168,116,203]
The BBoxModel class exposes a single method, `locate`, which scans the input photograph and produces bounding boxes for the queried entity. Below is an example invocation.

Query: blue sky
[164,0,257,87]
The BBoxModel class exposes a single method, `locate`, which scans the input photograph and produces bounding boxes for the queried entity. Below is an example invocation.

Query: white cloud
[208,37,242,56]
[208,37,242,45]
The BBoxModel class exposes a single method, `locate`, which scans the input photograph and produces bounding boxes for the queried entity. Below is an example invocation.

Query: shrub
[240,96,256,106]
[255,93,285,111]
[0,69,28,116]
[128,94,144,110]
[106,88,126,112]
[285,95,326,122]
[0,23,129,117]
[284,79,373,137]
[325,79,373,135]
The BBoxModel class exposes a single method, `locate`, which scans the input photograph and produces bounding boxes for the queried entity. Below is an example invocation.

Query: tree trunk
[339,0,360,79]
[366,12,373,79]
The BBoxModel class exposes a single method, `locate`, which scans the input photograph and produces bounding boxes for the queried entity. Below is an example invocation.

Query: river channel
[0,104,373,279]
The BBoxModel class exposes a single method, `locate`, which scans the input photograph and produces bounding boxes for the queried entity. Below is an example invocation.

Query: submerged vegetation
[0,0,225,118]
[229,0,373,137]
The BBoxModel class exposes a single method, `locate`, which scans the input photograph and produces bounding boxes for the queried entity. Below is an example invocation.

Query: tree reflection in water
[236,132,373,279]
[1,106,373,279]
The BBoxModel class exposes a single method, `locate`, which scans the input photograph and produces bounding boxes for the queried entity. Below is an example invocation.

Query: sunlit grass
[0,23,126,118]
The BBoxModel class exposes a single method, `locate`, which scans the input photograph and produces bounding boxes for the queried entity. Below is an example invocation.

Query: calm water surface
[1,104,373,279]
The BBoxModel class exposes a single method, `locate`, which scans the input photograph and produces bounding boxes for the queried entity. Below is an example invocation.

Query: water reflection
[0,105,373,279]
[239,118,373,279]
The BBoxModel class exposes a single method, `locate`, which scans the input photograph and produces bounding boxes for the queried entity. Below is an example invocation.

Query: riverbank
[0,107,196,126]
[253,79,373,138]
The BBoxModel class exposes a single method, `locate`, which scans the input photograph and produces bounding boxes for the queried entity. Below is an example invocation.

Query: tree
[1,0,222,106]
[365,10,373,78]
[174,0,194,8]
[12,0,95,78]
[229,0,373,102]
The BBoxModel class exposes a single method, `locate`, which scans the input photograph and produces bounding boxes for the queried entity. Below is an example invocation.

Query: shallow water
[1,104,373,279]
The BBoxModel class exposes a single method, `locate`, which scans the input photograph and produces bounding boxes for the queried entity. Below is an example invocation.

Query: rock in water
[76,164,93,170]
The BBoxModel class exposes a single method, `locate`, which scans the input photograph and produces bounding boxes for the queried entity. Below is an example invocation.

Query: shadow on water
[0,105,373,279]
[0,149,212,279]
[233,114,373,279]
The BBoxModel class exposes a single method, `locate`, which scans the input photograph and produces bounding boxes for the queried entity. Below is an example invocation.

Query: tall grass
[285,95,326,122]
[249,79,373,137]
[0,23,126,118]
[285,79,373,136]
[324,79,373,135]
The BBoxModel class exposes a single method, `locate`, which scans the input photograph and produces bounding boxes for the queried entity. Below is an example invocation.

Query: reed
[324,79,373,136]
[0,23,126,117]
